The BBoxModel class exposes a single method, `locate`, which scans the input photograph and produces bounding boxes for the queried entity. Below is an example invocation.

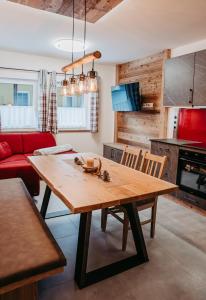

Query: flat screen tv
[111,82,141,112]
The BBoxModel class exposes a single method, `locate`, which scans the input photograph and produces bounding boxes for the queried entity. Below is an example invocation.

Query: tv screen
[111,82,140,112]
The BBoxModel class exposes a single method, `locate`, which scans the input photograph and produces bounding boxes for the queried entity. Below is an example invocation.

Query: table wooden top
[29,153,178,214]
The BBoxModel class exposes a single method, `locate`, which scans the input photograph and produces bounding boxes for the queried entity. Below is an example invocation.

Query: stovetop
[151,138,206,152]
[184,142,206,151]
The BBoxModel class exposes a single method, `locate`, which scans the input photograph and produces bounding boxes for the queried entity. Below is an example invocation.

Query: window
[0,76,91,131]
[0,79,38,130]
[57,84,91,130]
[16,91,30,106]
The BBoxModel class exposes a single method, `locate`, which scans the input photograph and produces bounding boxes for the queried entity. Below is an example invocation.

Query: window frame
[0,77,38,131]
[56,78,91,131]
[0,76,92,132]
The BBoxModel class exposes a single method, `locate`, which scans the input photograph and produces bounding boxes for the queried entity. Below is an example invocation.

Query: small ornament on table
[81,157,102,174]
[102,170,111,182]
[74,157,84,166]
[86,157,94,168]
[98,170,111,182]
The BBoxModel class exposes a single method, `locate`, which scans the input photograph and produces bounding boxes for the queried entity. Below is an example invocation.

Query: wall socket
[142,103,154,109]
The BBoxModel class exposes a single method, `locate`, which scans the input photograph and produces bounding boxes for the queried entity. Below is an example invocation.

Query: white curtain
[58,107,86,129]
[0,106,37,129]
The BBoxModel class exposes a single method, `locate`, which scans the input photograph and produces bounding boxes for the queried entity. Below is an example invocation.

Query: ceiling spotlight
[54,39,87,53]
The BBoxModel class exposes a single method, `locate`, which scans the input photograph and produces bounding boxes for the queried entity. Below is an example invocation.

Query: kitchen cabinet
[105,141,179,183]
[151,141,179,184]
[193,50,206,106]
[177,190,206,210]
[164,49,206,107]
[151,139,206,211]
[103,144,123,163]
[164,53,195,107]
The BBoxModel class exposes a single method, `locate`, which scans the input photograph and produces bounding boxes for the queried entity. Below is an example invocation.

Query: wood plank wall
[9,0,123,23]
[115,50,171,148]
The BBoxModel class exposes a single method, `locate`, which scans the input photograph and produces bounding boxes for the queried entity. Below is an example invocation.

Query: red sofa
[0,132,74,196]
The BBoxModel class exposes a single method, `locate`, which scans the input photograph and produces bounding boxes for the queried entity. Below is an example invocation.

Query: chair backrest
[139,152,167,179]
[120,146,142,170]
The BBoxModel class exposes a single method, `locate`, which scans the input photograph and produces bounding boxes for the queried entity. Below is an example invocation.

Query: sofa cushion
[0,154,26,164]
[0,134,23,154]
[33,144,73,156]
[0,160,40,196]
[22,132,56,153]
[24,153,34,158]
[0,142,13,161]
[0,160,30,178]
[59,150,77,154]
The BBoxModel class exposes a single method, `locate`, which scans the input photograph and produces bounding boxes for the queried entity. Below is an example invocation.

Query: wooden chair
[101,151,167,251]
[120,145,142,169]
[101,146,142,250]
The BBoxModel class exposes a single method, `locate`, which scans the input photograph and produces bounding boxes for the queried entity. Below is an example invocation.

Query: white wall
[0,49,116,154]
[171,38,206,57]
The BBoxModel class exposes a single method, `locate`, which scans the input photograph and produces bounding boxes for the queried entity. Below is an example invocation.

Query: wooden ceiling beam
[62,50,102,73]
[9,0,123,23]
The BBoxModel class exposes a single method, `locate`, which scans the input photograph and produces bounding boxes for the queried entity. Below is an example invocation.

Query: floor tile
[37,192,206,300]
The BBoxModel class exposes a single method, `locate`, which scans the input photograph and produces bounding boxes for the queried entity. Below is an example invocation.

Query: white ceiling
[1,0,206,63]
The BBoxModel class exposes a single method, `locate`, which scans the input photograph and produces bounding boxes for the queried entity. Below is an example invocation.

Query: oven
[177,149,206,199]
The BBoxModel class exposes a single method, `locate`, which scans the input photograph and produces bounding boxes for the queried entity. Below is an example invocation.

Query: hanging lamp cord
[84,0,87,57]
[72,0,75,76]
[82,0,87,74]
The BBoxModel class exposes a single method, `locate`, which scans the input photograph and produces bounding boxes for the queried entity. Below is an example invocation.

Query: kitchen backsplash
[178,108,206,143]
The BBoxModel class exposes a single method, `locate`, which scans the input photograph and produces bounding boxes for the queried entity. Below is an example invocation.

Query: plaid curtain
[38,70,48,132]
[90,92,99,133]
[47,71,58,134]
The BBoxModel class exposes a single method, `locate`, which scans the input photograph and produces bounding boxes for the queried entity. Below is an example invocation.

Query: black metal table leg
[40,185,51,219]
[74,212,92,287]
[123,202,149,261]
[74,202,149,289]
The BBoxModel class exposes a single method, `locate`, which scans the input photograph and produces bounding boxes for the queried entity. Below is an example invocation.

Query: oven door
[177,158,206,198]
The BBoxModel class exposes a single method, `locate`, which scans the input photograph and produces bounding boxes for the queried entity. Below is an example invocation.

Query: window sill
[1,128,38,133]
[1,129,91,133]
[58,129,91,133]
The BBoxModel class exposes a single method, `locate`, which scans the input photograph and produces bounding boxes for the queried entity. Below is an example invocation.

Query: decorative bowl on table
[82,164,99,173]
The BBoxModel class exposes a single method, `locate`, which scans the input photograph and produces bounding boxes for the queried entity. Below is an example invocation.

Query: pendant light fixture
[67,0,78,96]
[87,59,98,93]
[78,72,87,94]
[60,71,69,96]
[77,0,88,95]
[60,0,102,93]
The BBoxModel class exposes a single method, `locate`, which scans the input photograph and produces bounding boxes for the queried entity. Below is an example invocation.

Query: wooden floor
[38,187,206,300]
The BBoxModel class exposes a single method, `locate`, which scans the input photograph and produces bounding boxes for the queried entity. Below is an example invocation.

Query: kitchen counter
[150,138,206,152]
[103,142,149,151]
[150,138,206,210]
[150,138,199,147]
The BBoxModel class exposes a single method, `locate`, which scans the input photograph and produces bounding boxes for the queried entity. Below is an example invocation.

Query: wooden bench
[0,178,66,300]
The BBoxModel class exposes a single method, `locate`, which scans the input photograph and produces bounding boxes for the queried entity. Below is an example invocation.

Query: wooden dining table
[29,153,178,288]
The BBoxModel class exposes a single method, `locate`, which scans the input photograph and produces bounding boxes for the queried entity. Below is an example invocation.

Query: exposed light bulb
[88,77,98,93]
[87,62,98,93]
[70,83,76,96]
[60,79,69,96]
[78,73,88,94]
[68,77,78,96]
